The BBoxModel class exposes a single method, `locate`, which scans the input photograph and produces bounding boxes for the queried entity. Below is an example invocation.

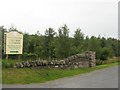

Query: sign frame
[4,31,23,55]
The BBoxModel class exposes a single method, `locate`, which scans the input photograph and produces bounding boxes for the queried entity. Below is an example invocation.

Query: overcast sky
[0,0,118,38]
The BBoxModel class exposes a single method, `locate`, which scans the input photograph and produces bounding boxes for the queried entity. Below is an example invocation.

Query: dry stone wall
[14,51,96,69]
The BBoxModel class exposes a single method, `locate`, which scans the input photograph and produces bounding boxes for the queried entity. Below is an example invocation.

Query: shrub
[96,57,118,65]
[96,60,104,65]
[2,60,14,68]
[100,47,111,60]
[22,53,38,60]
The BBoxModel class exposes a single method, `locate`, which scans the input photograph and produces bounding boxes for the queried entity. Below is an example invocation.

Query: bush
[100,47,111,60]
[96,57,118,65]
[22,53,38,60]
[96,60,104,65]
[2,60,14,68]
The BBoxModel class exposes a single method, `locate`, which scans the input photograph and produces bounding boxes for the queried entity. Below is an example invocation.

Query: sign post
[4,31,23,59]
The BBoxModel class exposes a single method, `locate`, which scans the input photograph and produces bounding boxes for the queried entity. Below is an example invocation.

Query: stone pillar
[89,51,96,67]
[85,51,96,67]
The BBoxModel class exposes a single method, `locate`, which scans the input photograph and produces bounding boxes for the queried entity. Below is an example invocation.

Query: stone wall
[14,51,96,69]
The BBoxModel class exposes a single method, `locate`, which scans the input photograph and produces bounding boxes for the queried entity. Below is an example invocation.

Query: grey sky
[0,0,118,38]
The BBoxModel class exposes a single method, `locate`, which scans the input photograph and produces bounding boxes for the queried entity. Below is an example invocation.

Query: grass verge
[2,62,118,84]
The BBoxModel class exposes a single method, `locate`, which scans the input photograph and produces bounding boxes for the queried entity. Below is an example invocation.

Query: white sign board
[4,31,23,54]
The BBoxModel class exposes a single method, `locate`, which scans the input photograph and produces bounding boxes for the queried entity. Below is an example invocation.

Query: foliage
[2,60,14,68]
[55,24,71,58]
[22,53,38,60]
[96,57,118,65]
[1,25,120,61]
[42,28,56,60]
[99,47,111,60]
[74,28,84,46]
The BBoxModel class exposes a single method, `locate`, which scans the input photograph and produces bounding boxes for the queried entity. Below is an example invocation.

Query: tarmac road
[3,66,118,88]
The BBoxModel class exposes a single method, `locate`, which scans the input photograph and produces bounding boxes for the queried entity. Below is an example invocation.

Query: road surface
[3,66,118,88]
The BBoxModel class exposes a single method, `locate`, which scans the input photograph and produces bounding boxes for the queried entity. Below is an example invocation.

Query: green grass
[2,62,118,84]
[2,59,27,68]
